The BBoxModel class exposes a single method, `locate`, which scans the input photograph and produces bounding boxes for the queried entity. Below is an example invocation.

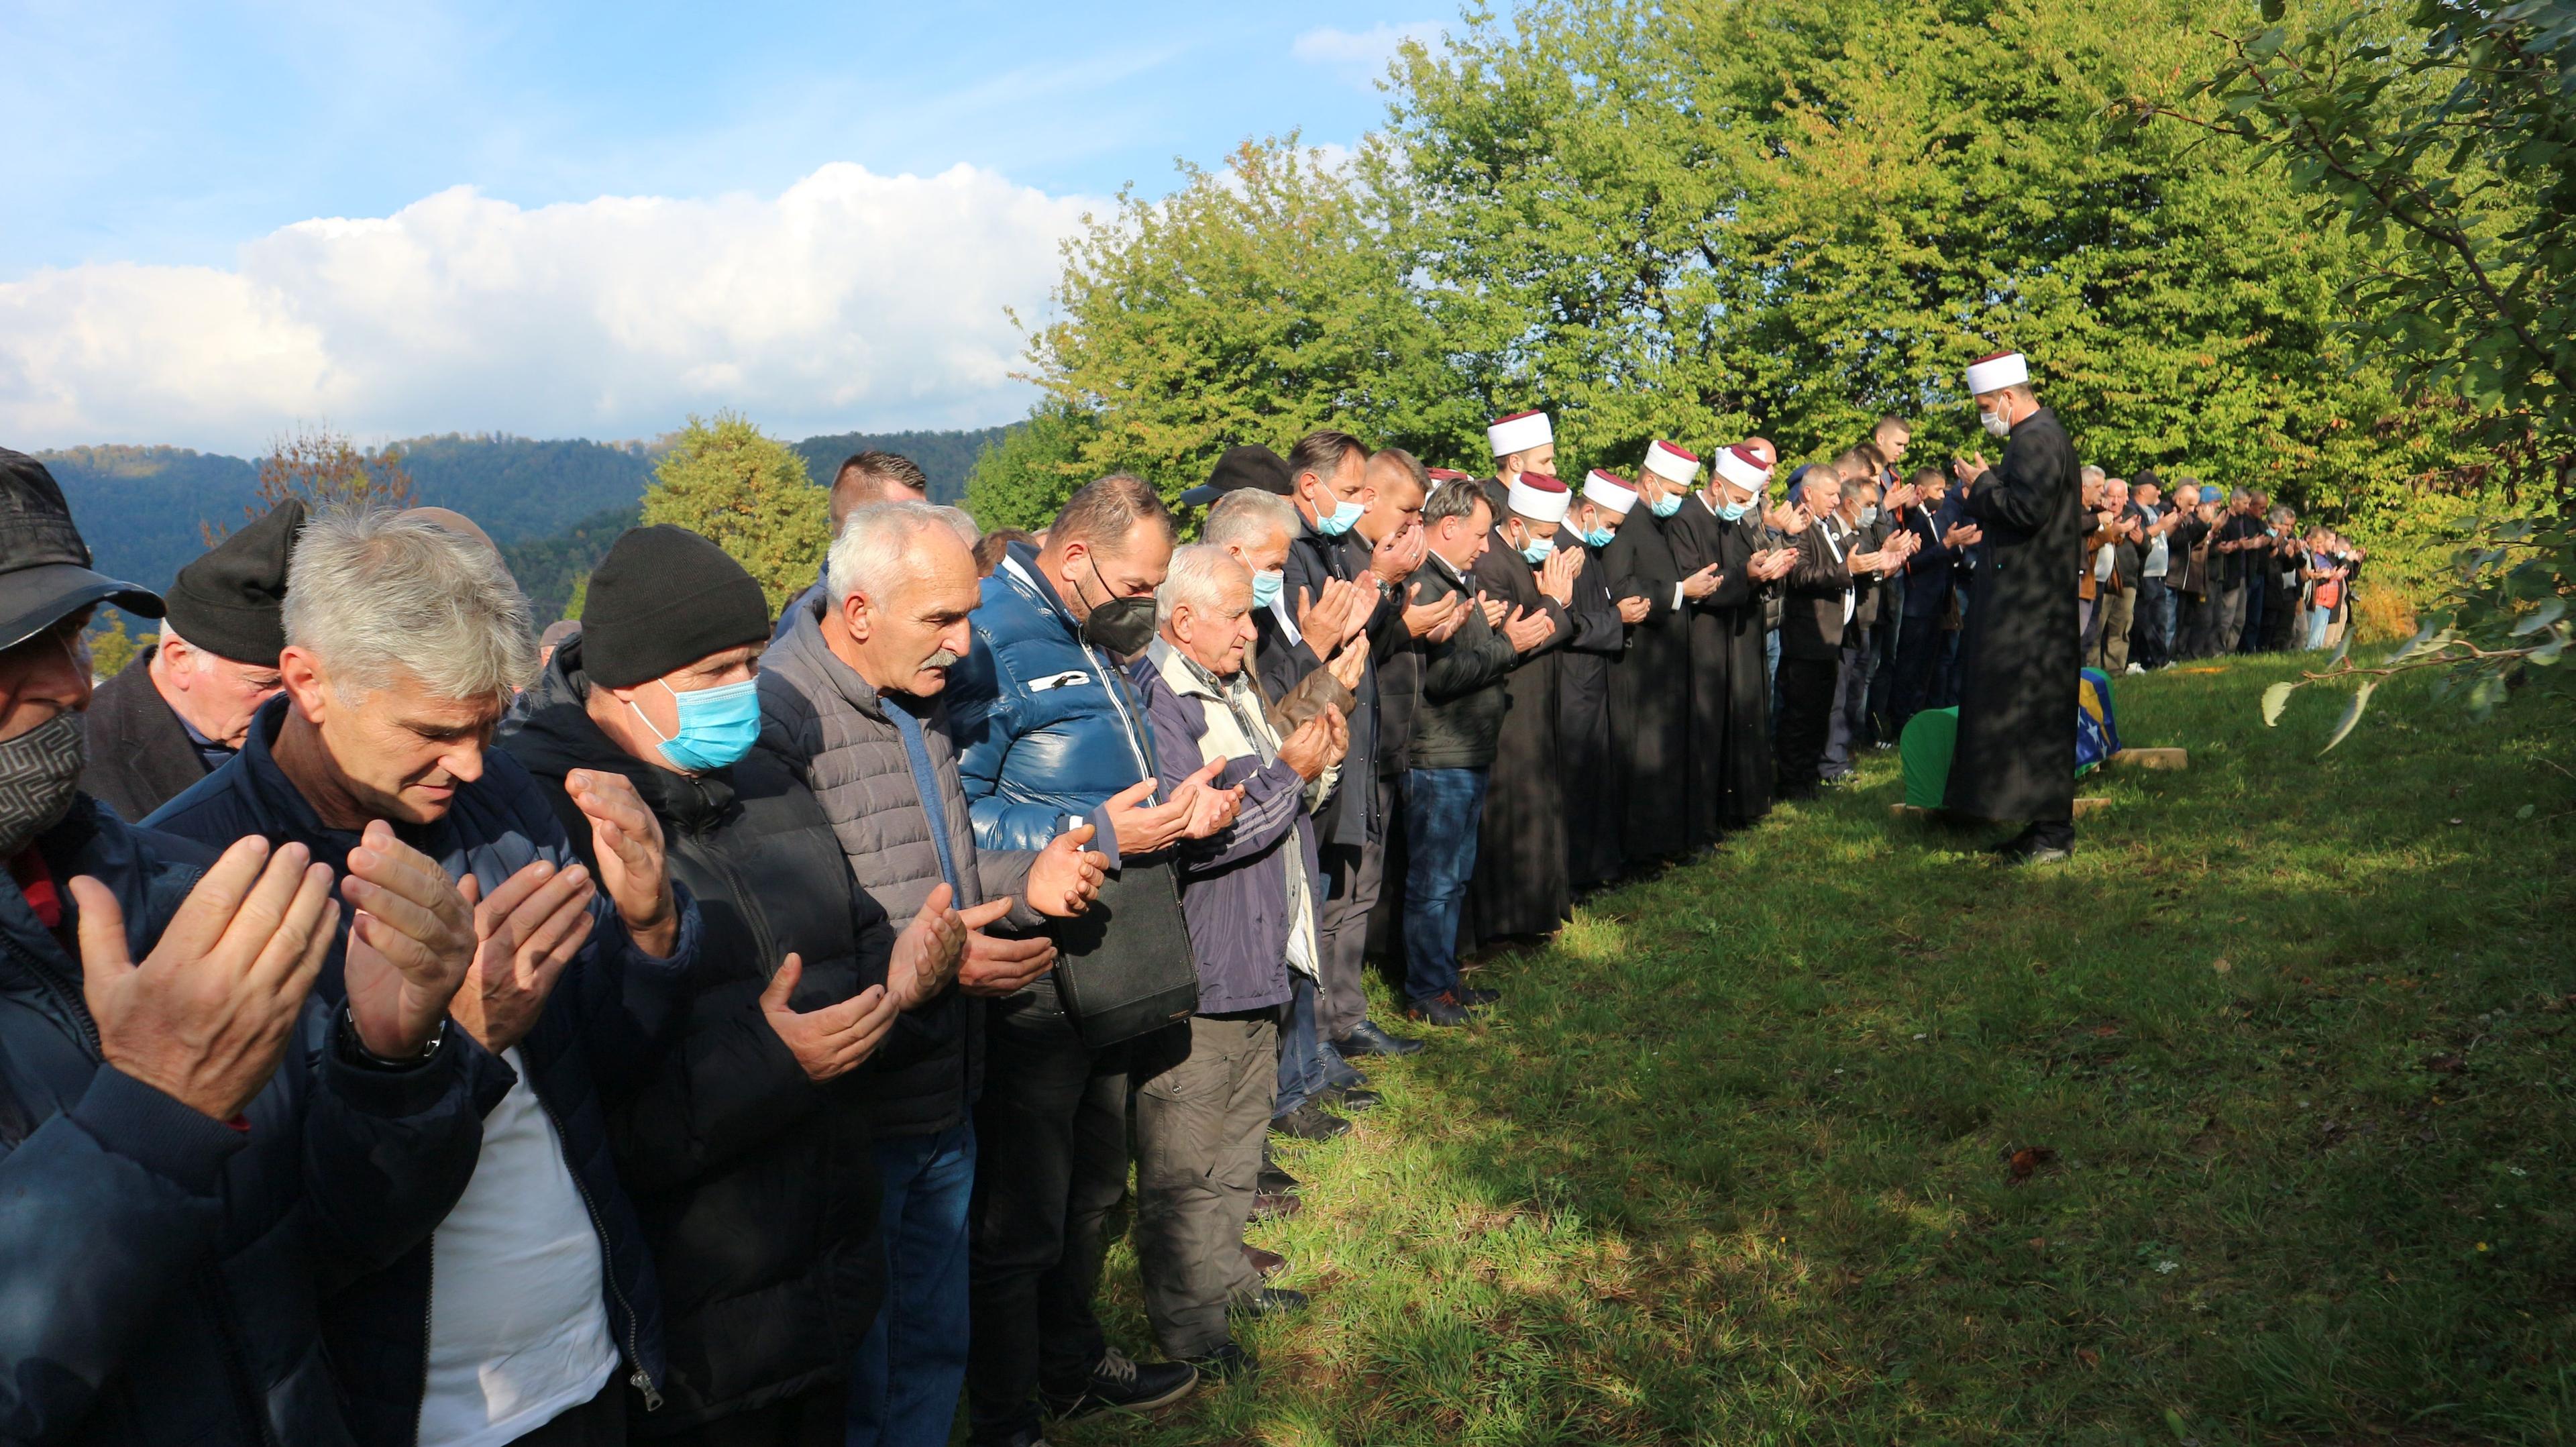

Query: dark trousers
[1134,1013,1276,1359]
[1821,642,1868,778]
[2175,591,2207,658]
[503,1376,624,1446]
[1865,608,1902,745]
[1890,614,1943,737]
[2237,577,2266,653]
[1314,782,1386,1041]
[2212,584,2247,655]
[655,1381,845,1447]
[2131,578,2172,670]
[1274,971,1326,1118]
[847,1124,975,1447]
[966,996,1131,1445]
[1401,766,1487,1004]
[1773,655,1840,796]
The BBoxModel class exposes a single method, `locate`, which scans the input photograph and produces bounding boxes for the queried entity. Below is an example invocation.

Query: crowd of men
[0,349,2353,1447]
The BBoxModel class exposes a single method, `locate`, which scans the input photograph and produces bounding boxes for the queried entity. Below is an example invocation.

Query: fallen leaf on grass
[2211,957,2232,974]
[2076,1347,2101,1369]
[2423,1054,2467,1075]
[2006,1146,2058,1182]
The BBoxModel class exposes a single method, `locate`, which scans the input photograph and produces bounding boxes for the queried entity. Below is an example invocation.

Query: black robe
[1711,508,1776,828]
[1554,539,1627,890]
[1945,407,2084,823]
[1603,508,1691,863]
[1663,496,1756,847]
[80,647,217,822]
[1463,530,1572,945]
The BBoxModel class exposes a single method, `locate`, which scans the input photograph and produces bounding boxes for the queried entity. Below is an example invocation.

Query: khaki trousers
[1132,1012,1278,1358]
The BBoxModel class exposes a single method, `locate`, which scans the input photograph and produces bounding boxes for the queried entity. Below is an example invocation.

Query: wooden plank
[2107,747,2188,770]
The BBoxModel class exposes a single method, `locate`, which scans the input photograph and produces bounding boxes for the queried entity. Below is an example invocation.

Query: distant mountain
[37,424,1022,611]
[790,427,1012,504]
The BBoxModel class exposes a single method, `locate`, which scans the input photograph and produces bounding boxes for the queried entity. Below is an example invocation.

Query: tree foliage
[1009,136,1479,505]
[209,423,416,543]
[639,412,829,613]
[85,614,145,681]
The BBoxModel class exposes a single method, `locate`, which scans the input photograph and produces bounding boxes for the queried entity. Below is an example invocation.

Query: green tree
[962,403,1102,532]
[85,614,144,680]
[1016,135,1475,503]
[2186,0,2574,733]
[639,412,830,614]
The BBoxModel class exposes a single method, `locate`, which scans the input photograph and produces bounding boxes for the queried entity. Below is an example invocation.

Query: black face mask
[1077,554,1158,658]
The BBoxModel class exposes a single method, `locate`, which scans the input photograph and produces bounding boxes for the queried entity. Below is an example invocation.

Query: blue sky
[0,1,1450,449]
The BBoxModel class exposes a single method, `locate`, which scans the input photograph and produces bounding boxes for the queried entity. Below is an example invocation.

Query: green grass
[1053,655,2576,1446]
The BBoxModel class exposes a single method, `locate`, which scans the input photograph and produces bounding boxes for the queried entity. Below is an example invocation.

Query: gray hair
[284,507,535,704]
[1202,490,1299,553]
[2268,504,2296,525]
[2081,465,2108,486]
[930,504,980,548]
[829,500,959,606]
[1155,544,1250,628]
[2229,488,2252,505]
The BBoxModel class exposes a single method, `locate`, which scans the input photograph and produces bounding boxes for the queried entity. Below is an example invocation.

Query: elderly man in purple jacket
[1124,545,1347,1384]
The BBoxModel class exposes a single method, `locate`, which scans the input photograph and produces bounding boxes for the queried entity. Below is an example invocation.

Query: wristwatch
[339,1003,445,1069]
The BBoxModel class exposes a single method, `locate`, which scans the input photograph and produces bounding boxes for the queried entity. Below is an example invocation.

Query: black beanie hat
[580,525,772,688]
[165,498,305,664]
[1178,444,1293,506]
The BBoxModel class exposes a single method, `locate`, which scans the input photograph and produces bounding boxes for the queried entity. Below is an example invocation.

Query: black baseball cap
[0,448,162,649]
[1179,444,1293,507]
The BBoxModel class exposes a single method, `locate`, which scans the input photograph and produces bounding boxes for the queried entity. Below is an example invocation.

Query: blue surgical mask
[632,678,760,773]
[1859,505,1880,527]
[1648,492,1684,519]
[1582,525,1614,548]
[1717,496,1754,523]
[1520,535,1556,565]
[1316,497,1364,537]
[1250,568,1283,608]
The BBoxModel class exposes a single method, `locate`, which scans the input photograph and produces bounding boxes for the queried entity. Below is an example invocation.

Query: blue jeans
[1401,767,1488,1004]
[847,1124,975,1447]
[2306,604,2331,651]
[1275,973,1327,1117]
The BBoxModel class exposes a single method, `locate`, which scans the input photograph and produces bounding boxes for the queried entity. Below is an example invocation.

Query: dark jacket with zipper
[1401,552,1519,770]
[500,643,894,1432]
[0,797,482,1447]
[146,694,701,1442]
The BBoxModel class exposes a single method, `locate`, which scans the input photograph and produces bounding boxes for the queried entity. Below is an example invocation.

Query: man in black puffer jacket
[502,527,985,1444]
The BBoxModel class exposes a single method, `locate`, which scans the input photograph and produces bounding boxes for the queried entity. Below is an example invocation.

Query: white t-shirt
[417,1048,617,1447]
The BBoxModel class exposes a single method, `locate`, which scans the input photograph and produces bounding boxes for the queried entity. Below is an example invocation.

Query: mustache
[923,649,963,670]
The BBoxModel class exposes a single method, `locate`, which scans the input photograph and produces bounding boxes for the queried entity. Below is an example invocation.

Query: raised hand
[1616,594,1653,623]
[1295,578,1370,651]
[566,769,677,957]
[76,837,340,1120]
[1884,482,1921,513]
[759,953,896,1083]
[1402,582,1466,639]
[339,820,478,1057]
[958,926,1056,998]
[1538,545,1580,604]
[1476,591,1509,630]
[1101,761,1225,856]
[1326,634,1369,692]
[1277,712,1338,782]
[1181,775,1246,839]
[883,883,993,1009]
[1681,563,1724,600]
[445,856,598,1054]
[1370,519,1426,585]
[1504,606,1556,653]
[1024,824,1107,917]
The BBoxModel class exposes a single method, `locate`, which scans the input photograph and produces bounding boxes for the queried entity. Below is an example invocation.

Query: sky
[0,1,1451,454]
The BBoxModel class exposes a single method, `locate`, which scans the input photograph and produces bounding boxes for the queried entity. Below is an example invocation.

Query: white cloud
[1290,21,1444,89]
[0,162,1096,452]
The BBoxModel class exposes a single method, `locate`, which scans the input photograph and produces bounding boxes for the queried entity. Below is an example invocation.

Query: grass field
[1063,654,2576,1446]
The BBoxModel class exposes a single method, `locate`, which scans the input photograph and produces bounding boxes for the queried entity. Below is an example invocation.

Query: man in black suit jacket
[1774,470,1899,798]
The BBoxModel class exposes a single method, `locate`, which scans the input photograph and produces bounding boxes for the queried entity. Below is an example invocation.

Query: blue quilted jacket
[946,542,1164,862]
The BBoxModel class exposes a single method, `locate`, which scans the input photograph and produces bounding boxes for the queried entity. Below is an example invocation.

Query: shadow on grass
[1065,657,2576,1446]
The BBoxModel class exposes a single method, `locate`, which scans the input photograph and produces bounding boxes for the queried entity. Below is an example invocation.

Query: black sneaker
[1257,1158,1301,1195]
[1185,1342,1258,1383]
[1456,985,1500,1008]
[1320,1085,1382,1113]
[1042,1348,1198,1422]
[1268,1102,1351,1143]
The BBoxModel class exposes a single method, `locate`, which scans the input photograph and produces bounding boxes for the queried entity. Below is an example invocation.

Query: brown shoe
[1252,1191,1302,1222]
[1242,1244,1287,1280]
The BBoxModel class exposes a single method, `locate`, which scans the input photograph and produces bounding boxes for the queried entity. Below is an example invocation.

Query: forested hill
[37,424,1012,609]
